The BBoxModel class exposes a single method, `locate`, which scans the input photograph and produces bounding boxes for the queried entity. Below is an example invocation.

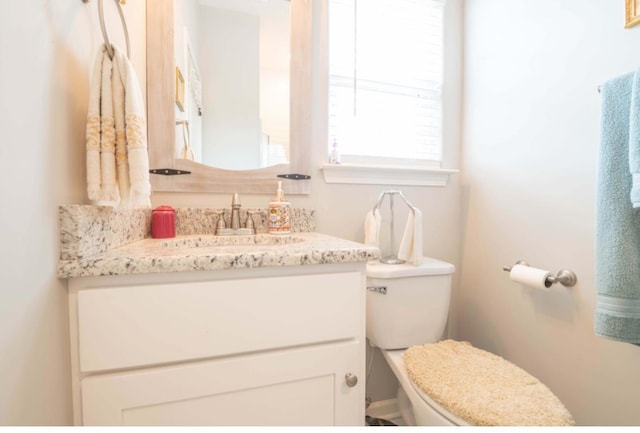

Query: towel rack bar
[373,190,417,214]
[82,0,131,60]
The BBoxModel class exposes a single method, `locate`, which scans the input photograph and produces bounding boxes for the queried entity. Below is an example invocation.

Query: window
[328,0,445,167]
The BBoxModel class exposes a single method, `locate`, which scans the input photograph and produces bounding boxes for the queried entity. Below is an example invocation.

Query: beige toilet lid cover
[403,340,575,426]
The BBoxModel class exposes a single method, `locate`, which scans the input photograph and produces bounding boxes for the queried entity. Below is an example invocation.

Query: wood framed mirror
[146,0,312,194]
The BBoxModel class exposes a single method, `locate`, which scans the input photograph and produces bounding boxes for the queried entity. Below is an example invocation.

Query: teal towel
[629,70,640,207]
[595,72,640,345]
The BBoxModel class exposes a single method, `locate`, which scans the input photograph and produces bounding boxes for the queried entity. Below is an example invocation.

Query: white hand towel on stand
[364,209,382,247]
[397,209,423,265]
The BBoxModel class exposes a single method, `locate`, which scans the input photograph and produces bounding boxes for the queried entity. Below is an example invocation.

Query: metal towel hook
[82,0,131,60]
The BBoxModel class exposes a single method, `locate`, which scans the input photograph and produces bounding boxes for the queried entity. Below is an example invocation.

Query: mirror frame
[147,0,311,195]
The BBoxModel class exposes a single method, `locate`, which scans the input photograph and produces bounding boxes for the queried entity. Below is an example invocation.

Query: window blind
[329,0,444,163]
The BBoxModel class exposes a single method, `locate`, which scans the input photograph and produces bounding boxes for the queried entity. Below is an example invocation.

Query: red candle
[151,205,176,239]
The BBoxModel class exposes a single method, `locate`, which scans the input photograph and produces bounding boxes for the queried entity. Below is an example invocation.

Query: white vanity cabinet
[67,263,366,426]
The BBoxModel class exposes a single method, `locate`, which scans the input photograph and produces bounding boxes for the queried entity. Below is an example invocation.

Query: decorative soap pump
[268,181,291,234]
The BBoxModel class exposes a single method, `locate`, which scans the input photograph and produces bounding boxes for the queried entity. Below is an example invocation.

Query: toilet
[366,258,575,426]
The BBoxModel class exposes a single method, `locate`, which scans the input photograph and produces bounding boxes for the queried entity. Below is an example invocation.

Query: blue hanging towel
[594,70,640,345]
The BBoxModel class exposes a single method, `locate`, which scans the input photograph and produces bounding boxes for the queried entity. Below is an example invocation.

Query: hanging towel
[99,53,119,202]
[85,44,151,208]
[629,70,640,207]
[111,53,131,206]
[594,71,640,345]
[364,209,382,247]
[397,208,423,265]
[86,46,105,202]
[112,44,151,208]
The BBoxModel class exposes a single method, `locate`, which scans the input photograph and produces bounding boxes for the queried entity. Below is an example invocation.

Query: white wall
[0,1,146,425]
[462,0,640,425]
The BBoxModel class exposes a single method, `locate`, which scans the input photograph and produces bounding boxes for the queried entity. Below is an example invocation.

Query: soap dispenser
[268,181,291,234]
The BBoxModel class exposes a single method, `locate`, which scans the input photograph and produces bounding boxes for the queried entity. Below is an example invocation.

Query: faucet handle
[245,211,256,230]
[205,210,226,234]
[205,210,225,230]
[215,212,226,230]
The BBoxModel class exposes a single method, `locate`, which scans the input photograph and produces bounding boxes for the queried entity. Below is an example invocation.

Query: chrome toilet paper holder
[502,260,577,288]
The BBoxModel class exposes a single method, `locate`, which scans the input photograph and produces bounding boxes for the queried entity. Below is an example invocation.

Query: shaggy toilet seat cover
[403,340,575,426]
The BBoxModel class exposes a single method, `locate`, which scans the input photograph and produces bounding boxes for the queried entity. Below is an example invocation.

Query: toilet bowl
[366,258,575,426]
[382,348,467,426]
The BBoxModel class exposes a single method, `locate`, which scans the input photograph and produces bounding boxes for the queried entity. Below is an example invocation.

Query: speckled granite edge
[59,205,316,261]
[59,205,151,260]
[57,232,379,278]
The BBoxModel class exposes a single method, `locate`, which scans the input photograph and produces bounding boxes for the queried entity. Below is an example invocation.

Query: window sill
[320,163,458,186]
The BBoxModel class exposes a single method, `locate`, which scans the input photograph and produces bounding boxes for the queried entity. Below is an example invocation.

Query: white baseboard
[366,398,400,421]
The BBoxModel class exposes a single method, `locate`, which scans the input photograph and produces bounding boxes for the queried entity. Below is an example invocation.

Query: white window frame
[320,0,457,186]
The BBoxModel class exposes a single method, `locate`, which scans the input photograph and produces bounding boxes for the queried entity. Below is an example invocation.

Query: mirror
[175,0,290,170]
[147,0,311,194]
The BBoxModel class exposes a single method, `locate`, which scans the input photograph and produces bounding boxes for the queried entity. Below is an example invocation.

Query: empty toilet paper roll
[509,264,552,290]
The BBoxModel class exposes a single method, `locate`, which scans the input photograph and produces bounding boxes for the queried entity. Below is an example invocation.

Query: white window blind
[329,0,444,164]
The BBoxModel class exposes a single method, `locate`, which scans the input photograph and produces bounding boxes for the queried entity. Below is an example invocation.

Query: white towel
[86,46,105,202]
[397,209,423,265]
[99,53,119,202]
[85,44,151,208]
[364,209,382,246]
[111,53,131,206]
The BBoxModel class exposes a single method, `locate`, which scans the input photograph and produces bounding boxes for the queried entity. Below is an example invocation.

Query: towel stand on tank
[82,0,131,60]
[372,190,417,265]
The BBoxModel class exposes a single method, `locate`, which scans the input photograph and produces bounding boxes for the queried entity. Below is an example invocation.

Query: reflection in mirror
[176,0,291,170]
[146,0,310,195]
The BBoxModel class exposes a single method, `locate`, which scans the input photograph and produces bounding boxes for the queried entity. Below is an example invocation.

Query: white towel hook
[82,0,131,60]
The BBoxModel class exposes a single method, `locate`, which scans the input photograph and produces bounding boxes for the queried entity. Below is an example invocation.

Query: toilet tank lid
[367,257,455,278]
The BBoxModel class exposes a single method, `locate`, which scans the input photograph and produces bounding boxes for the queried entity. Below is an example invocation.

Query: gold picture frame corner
[625,0,640,28]
[175,66,185,112]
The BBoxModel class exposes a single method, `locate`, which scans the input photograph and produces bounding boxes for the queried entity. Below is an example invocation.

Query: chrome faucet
[216,193,254,235]
[230,193,241,230]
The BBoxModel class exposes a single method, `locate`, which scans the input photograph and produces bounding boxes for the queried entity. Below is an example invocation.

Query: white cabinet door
[82,341,364,426]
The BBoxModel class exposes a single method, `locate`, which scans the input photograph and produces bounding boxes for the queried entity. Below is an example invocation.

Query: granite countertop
[57,204,379,278]
[57,232,380,278]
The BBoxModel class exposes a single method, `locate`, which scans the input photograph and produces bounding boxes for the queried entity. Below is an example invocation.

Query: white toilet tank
[366,258,455,350]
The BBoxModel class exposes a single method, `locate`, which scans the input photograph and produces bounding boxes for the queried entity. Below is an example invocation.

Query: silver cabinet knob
[345,373,358,388]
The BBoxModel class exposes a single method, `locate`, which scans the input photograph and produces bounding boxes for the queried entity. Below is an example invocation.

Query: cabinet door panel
[77,272,362,372]
[123,375,334,426]
[82,341,364,426]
